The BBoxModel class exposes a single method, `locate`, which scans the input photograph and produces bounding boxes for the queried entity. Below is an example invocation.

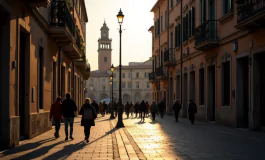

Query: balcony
[194,20,219,51]
[149,72,156,83]
[49,1,80,59]
[83,64,91,80]
[155,66,168,80]
[236,0,265,30]
[164,48,176,67]
[75,52,87,71]
[26,0,51,7]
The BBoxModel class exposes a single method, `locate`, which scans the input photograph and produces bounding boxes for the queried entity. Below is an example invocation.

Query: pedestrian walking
[62,93,77,141]
[98,102,104,117]
[125,102,130,119]
[113,101,118,117]
[103,101,108,115]
[150,101,158,120]
[158,100,165,118]
[79,98,97,143]
[188,100,197,124]
[130,102,134,118]
[91,100,99,114]
[139,100,147,121]
[145,101,150,118]
[50,96,62,138]
[172,99,182,122]
[134,102,139,118]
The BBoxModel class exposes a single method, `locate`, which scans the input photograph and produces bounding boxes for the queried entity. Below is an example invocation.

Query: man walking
[50,96,62,138]
[188,100,197,124]
[172,99,182,122]
[62,93,77,140]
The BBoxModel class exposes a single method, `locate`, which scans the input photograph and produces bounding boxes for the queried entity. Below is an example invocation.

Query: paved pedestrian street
[1,114,265,160]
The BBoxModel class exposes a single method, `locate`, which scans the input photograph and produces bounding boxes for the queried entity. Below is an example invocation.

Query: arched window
[104,57,107,63]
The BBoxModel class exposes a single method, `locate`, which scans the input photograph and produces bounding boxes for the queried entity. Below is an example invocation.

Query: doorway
[38,47,44,110]
[169,77,173,113]
[183,73,188,118]
[207,66,215,121]
[257,53,265,128]
[61,66,66,100]
[236,57,249,128]
[190,71,195,101]
[19,32,27,139]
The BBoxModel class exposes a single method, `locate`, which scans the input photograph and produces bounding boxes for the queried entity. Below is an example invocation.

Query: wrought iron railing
[164,48,175,63]
[237,0,265,22]
[149,72,156,81]
[195,20,218,45]
[50,1,75,36]
[155,66,168,77]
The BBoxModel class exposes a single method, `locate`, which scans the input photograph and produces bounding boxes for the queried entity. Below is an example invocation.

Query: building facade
[149,0,265,130]
[0,0,90,149]
[87,59,152,104]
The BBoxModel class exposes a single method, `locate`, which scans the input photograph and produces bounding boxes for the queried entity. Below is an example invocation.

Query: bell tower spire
[98,20,112,72]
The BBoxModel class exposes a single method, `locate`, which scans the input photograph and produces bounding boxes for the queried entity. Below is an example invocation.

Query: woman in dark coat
[79,98,97,143]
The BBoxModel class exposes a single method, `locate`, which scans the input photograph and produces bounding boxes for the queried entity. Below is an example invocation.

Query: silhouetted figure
[172,99,182,122]
[188,100,197,124]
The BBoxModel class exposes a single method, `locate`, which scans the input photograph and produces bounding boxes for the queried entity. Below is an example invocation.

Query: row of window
[89,82,150,90]
[89,72,149,83]
[175,62,230,106]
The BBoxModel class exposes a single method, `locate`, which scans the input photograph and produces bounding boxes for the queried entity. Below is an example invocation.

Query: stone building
[0,0,90,149]
[87,59,152,104]
[149,0,265,130]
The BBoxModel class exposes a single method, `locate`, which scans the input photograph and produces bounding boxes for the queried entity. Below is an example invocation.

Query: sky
[84,0,155,70]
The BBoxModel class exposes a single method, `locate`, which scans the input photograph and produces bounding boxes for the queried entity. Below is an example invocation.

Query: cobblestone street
[1,114,265,160]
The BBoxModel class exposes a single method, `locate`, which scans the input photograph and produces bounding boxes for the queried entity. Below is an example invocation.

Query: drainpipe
[180,0,183,109]
[16,17,19,116]
[131,69,132,103]
[72,61,75,101]
[158,6,161,102]
[167,0,170,114]
[58,47,61,97]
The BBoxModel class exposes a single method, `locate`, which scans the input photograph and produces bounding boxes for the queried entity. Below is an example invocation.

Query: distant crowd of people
[49,93,198,143]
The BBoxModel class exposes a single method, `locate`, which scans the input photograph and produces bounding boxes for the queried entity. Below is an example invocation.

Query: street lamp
[116,8,125,128]
[109,64,115,119]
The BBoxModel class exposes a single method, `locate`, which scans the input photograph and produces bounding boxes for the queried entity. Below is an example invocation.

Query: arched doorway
[135,92,141,103]
[145,93,150,103]
[123,94,130,104]
[100,93,108,100]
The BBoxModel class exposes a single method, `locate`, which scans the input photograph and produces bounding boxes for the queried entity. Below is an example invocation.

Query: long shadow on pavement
[9,140,66,160]
[42,127,118,160]
[0,137,56,157]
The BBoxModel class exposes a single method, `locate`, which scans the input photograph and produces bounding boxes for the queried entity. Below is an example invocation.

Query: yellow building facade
[0,0,90,149]
[149,0,265,130]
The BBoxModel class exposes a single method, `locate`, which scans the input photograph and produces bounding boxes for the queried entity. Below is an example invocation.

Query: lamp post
[116,8,125,128]
[110,64,115,119]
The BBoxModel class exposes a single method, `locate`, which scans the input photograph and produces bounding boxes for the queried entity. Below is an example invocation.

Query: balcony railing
[76,32,82,51]
[26,0,51,7]
[194,20,219,51]
[155,66,168,79]
[237,0,265,23]
[149,72,156,81]
[50,1,75,37]
[164,48,176,66]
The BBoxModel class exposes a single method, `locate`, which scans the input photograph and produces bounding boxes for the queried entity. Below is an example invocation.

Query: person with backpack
[62,93,77,141]
[79,98,97,143]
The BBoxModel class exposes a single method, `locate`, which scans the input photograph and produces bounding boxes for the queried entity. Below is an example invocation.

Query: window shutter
[158,19,160,35]
[175,26,178,47]
[192,7,195,35]
[178,24,180,46]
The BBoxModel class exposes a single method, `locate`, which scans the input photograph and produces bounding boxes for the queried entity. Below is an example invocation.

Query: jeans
[54,119,61,134]
[64,117,74,137]
[140,112,145,120]
[84,126,91,139]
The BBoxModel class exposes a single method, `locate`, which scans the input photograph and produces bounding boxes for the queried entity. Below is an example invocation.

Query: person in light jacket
[79,98,97,143]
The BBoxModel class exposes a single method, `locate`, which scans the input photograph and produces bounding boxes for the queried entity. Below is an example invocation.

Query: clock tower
[98,21,112,72]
